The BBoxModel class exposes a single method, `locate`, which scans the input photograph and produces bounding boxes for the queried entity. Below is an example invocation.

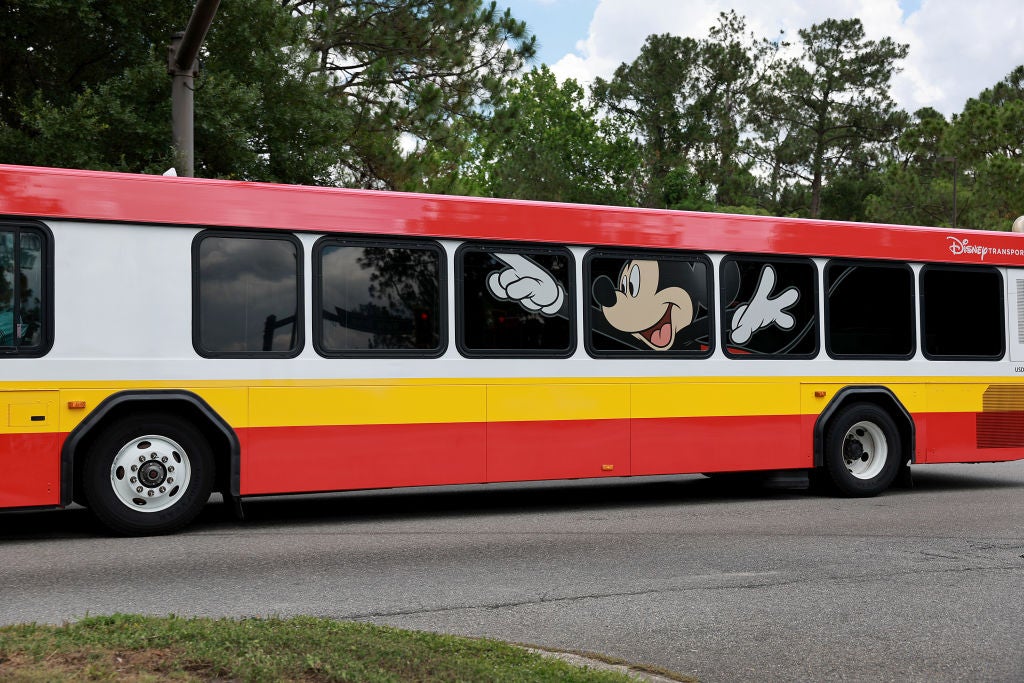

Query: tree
[865,107,958,227]
[868,67,1024,230]
[750,18,908,218]
[592,33,703,208]
[0,0,535,188]
[944,65,1024,229]
[474,66,640,205]
[693,11,776,207]
[286,0,534,189]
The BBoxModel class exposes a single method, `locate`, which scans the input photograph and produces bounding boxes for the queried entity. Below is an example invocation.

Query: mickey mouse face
[598,259,694,350]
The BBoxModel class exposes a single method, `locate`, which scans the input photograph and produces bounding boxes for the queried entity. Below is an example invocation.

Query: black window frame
[0,220,54,358]
[719,253,819,360]
[583,247,714,359]
[313,235,447,358]
[456,242,576,359]
[192,229,304,359]
[919,263,1005,361]
[824,259,916,360]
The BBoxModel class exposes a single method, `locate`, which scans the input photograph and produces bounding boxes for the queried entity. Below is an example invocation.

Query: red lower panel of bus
[238,413,810,495]
[917,411,1024,463]
[0,432,61,508]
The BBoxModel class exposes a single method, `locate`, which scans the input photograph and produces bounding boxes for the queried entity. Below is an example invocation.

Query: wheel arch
[813,387,915,468]
[61,390,240,507]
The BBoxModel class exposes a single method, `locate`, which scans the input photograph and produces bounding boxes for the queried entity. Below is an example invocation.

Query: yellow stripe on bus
[0,376,1017,434]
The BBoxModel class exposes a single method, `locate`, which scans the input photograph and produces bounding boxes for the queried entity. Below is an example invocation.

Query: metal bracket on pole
[167,0,221,178]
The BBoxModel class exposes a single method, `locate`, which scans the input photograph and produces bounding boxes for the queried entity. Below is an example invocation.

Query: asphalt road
[2,461,1023,682]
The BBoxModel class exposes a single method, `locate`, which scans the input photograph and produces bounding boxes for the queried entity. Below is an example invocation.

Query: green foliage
[592,33,702,207]
[868,68,1024,230]
[0,0,534,187]
[474,65,641,205]
[750,18,908,218]
[0,614,640,682]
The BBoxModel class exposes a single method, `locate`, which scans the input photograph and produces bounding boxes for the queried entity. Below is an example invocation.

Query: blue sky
[496,0,1022,116]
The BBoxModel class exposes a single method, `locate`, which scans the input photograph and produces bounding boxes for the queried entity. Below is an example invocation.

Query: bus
[3,163,1023,535]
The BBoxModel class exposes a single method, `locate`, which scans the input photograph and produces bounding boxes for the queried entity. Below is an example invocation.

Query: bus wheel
[83,414,214,535]
[822,403,901,497]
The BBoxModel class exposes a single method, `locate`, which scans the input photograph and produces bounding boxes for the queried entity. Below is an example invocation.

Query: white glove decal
[730,265,799,345]
[487,253,565,316]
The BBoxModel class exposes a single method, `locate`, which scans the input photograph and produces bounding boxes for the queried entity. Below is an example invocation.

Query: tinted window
[586,251,711,356]
[826,262,915,358]
[921,266,1003,359]
[316,239,444,355]
[194,233,302,356]
[458,246,573,356]
[721,256,817,357]
[0,225,48,354]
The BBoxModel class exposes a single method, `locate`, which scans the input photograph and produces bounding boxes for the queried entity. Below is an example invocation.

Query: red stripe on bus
[917,411,1024,463]
[237,414,812,495]
[0,432,61,507]
[5,164,1024,266]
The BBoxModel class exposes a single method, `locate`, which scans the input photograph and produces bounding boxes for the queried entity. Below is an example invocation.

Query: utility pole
[167,0,221,177]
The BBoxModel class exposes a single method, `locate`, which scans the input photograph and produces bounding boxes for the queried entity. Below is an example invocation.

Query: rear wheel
[822,403,902,497]
[83,414,214,535]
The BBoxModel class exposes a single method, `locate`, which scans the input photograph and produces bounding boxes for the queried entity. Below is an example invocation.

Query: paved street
[2,461,1023,682]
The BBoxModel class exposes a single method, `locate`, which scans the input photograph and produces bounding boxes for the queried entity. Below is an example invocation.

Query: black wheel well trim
[813,386,916,468]
[60,390,241,507]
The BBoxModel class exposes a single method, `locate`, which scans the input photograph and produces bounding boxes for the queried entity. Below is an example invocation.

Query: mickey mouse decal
[484,252,806,354]
[591,259,704,350]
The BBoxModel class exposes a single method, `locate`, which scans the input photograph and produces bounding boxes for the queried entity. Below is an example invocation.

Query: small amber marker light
[67,401,87,410]
[814,391,827,398]
[602,464,615,471]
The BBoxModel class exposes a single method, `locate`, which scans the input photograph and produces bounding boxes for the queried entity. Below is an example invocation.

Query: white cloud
[550,0,1024,116]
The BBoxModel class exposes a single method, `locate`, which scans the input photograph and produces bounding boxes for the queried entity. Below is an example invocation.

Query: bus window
[457,245,574,357]
[193,231,303,357]
[921,265,1003,359]
[585,250,712,357]
[825,261,915,358]
[0,225,48,354]
[314,238,445,357]
[721,256,818,358]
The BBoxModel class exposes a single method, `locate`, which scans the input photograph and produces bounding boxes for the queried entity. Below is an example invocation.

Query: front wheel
[83,414,214,535]
[822,403,902,497]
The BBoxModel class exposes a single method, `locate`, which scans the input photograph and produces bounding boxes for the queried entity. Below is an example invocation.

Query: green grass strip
[0,614,642,682]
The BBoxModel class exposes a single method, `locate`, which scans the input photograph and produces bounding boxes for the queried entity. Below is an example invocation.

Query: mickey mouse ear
[720,260,741,304]
[592,275,618,307]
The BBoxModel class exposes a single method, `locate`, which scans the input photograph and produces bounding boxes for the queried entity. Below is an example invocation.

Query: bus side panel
[486,419,631,482]
[918,411,1024,463]
[240,384,487,495]
[922,383,1024,463]
[485,383,630,482]
[0,432,60,507]
[0,391,60,508]
[239,422,488,495]
[630,414,809,475]
[630,382,807,474]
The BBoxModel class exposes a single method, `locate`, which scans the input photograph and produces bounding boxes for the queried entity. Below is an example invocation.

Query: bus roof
[2,163,1021,267]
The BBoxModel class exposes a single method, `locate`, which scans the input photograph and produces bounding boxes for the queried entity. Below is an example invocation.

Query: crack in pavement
[341,561,1024,621]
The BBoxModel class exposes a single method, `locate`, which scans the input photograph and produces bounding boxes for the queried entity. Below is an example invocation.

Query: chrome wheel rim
[109,435,192,512]
[842,420,887,480]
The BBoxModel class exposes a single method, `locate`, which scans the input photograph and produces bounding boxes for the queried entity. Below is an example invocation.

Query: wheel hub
[138,460,167,487]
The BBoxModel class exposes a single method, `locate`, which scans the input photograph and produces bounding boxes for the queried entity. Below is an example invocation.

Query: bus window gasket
[455,241,576,359]
[583,247,715,359]
[192,229,305,359]
[312,235,448,359]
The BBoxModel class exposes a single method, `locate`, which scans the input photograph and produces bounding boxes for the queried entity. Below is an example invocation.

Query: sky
[497,0,1024,117]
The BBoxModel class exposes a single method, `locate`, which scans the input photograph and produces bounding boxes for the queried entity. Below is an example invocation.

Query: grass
[0,614,649,682]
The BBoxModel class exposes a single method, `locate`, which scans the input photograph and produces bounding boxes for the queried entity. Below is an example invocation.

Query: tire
[82,413,214,535]
[821,403,902,497]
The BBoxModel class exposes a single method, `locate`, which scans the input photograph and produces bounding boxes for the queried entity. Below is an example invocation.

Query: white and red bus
[3,164,1023,535]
